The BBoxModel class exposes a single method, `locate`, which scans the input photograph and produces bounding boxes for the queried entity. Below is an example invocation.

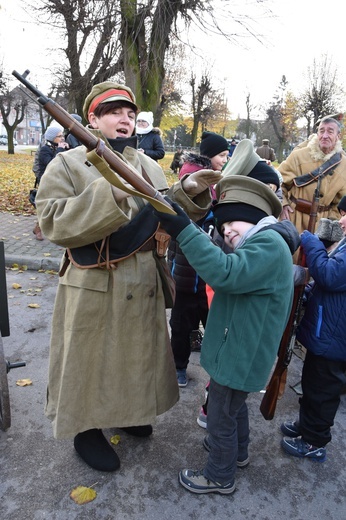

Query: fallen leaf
[43,253,51,257]
[110,434,121,446]
[28,303,40,308]
[70,486,97,505]
[16,379,33,386]
[12,283,22,289]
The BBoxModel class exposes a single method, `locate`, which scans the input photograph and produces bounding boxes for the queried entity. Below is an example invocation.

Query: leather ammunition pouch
[289,195,331,215]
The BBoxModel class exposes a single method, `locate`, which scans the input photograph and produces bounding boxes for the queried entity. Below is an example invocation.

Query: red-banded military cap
[83,81,137,120]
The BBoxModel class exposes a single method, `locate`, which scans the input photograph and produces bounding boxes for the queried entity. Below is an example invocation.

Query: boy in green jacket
[154,174,298,495]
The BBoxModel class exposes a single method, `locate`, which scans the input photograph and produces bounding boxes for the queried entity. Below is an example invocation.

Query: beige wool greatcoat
[279,135,346,235]
[36,137,211,439]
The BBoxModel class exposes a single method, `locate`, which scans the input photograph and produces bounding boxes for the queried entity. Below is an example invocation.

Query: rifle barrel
[12,70,174,214]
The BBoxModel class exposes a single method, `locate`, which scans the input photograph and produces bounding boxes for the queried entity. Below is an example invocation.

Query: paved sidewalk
[0,211,64,271]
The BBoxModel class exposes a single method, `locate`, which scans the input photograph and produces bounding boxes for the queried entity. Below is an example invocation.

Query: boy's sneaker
[176,369,187,387]
[281,437,326,462]
[197,407,207,429]
[179,468,235,495]
[280,420,301,437]
[203,436,249,468]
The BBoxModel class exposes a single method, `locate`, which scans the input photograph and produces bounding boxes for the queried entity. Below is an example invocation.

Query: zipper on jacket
[215,327,229,363]
[316,305,323,338]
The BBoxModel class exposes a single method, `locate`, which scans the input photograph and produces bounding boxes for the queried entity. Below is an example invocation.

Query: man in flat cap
[256,138,276,162]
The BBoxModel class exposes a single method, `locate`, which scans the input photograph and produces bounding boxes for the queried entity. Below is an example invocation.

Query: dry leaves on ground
[0,151,37,215]
[0,150,177,216]
[70,486,97,505]
[16,379,33,386]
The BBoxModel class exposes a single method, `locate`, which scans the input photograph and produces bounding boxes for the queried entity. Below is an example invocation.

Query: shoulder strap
[294,153,342,187]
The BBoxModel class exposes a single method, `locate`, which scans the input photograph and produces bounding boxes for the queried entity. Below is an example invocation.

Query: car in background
[0,135,18,145]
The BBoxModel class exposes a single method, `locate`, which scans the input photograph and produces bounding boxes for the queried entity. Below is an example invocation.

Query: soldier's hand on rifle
[182,169,222,197]
[280,204,294,221]
[153,199,191,239]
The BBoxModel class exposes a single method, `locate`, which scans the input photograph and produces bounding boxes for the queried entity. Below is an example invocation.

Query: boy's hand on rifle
[300,230,314,248]
[182,169,222,197]
[153,199,191,239]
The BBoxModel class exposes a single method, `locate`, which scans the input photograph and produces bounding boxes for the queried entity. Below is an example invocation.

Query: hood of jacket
[180,152,212,169]
[260,219,301,255]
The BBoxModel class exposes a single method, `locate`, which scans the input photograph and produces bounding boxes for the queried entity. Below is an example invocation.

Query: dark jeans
[204,378,249,485]
[300,350,346,447]
[170,287,208,370]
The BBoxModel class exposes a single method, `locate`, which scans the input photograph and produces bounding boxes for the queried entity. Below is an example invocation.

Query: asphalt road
[1,268,346,520]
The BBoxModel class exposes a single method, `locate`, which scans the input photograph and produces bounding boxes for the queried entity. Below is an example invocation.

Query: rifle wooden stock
[260,179,321,420]
[12,70,174,214]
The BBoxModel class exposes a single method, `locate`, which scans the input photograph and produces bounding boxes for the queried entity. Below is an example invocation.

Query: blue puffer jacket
[297,231,346,361]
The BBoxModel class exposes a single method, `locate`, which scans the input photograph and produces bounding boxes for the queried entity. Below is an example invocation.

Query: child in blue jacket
[281,196,346,462]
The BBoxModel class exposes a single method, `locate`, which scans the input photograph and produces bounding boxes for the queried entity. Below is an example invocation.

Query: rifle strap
[293,153,341,187]
[86,142,173,214]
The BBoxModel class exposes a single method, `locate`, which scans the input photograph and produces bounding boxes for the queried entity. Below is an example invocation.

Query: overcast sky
[1,0,345,119]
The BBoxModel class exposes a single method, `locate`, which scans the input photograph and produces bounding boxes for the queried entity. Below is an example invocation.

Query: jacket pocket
[59,263,110,292]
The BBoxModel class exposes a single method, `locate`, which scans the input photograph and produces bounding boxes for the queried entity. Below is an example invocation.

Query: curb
[4,253,61,272]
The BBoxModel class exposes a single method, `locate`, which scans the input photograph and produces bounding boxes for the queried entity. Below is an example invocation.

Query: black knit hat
[200,131,229,158]
[248,161,280,189]
[338,196,346,213]
[214,203,267,234]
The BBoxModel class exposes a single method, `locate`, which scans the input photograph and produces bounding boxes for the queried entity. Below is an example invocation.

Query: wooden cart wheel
[0,335,11,431]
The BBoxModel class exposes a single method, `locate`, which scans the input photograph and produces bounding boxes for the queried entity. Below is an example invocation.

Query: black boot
[120,425,153,437]
[74,429,120,471]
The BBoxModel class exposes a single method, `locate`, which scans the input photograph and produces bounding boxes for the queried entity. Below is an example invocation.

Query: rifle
[12,70,175,215]
[260,177,322,420]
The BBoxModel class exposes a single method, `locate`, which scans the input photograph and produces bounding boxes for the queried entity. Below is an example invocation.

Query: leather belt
[290,195,332,215]
[137,236,156,252]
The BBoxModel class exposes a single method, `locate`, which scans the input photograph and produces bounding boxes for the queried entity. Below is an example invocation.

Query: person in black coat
[33,126,67,240]
[169,132,230,387]
[136,111,165,161]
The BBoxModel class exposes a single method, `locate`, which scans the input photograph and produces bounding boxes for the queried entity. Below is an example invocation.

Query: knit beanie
[337,196,346,213]
[45,126,62,142]
[214,203,267,234]
[70,113,82,123]
[83,81,137,120]
[200,131,229,158]
[247,160,280,189]
[136,111,154,134]
[137,111,153,126]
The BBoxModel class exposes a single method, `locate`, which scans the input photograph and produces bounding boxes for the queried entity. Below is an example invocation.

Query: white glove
[182,169,223,197]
